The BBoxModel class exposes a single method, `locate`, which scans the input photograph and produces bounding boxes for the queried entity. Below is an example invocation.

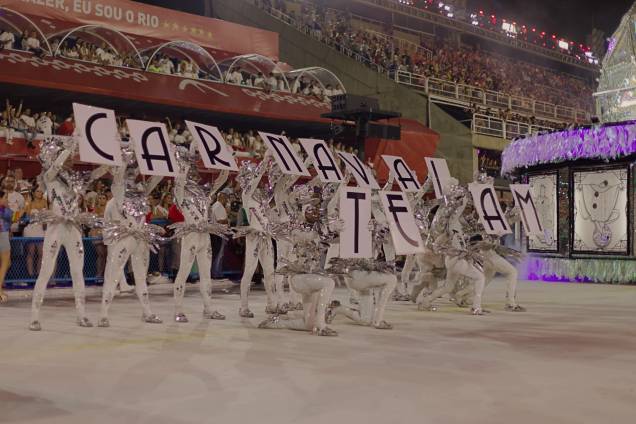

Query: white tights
[240,233,276,310]
[31,224,87,324]
[273,274,335,331]
[100,237,154,320]
[173,232,214,315]
[335,271,397,327]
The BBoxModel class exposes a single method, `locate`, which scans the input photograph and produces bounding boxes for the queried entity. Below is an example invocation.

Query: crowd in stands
[0,28,44,56]
[0,98,367,287]
[258,0,595,113]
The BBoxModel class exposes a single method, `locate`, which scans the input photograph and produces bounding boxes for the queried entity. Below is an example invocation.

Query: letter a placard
[300,138,343,183]
[510,184,543,236]
[339,187,372,258]
[379,191,424,255]
[185,121,238,171]
[468,183,512,235]
[126,120,179,177]
[259,132,310,176]
[381,155,421,192]
[73,103,122,166]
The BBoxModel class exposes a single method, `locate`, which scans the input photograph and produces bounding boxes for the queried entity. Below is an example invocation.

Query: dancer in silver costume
[170,146,231,322]
[235,154,278,318]
[416,184,488,315]
[327,230,397,329]
[258,202,338,336]
[30,136,109,331]
[449,177,526,312]
[97,147,165,327]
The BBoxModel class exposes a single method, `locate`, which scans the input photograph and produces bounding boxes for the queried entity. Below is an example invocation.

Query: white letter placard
[337,151,380,189]
[259,132,310,176]
[339,187,372,258]
[126,119,178,177]
[379,191,424,255]
[185,121,238,171]
[381,155,421,192]
[425,157,452,199]
[73,103,122,166]
[468,183,512,235]
[299,138,343,183]
[510,184,543,237]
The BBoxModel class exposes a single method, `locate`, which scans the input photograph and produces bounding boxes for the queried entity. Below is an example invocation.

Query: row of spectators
[0,29,43,55]
[2,26,342,102]
[260,0,595,113]
[0,99,363,162]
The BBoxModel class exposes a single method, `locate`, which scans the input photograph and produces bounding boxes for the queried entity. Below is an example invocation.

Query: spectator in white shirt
[37,112,53,135]
[211,188,230,279]
[227,67,243,85]
[267,72,277,91]
[254,72,266,89]
[277,76,287,92]
[25,32,41,53]
[0,30,15,50]
[3,175,24,234]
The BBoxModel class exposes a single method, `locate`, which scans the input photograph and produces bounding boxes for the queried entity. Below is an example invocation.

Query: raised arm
[110,165,127,207]
[245,151,271,199]
[382,171,395,191]
[43,138,76,182]
[209,170,230,201]
[144,175,164,196]
[414,176,432,201]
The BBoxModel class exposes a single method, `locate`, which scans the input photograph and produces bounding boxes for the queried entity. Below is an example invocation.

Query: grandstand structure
[212,0,598,183]
[0,0,442,285]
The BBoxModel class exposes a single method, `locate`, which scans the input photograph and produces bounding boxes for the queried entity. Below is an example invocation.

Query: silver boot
[29,321,42,331]
[98,318,110,328]
[142,313,163,324]
[77,317,94,328]
[203,310,226,320]
[174,313,189,323]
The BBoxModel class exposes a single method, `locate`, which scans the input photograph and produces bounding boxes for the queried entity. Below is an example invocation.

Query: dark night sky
[139,0,635,43]
[467,0,634,42]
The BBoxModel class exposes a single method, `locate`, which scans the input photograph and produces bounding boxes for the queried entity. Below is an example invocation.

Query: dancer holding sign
[98,147,165,327]
[170,146,232,323]
[29,137,109,331]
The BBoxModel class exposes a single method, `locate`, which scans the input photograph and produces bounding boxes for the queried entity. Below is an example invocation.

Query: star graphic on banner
[207,31,213,39]
[183,25,189,33]
[198,28,205,36]
[172,22,180,30]
[190,27,198,35]
[162,21,170,29]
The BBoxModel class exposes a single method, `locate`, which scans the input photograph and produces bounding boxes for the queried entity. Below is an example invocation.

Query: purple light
[501,123,636,175]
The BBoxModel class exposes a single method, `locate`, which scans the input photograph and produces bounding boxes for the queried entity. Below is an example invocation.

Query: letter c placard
[74,103,122,166]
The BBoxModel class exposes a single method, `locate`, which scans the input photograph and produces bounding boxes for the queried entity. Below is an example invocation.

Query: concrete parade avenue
[1,279,635,424]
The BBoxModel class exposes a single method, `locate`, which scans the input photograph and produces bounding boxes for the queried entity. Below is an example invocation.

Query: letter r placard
[185,121,238,171]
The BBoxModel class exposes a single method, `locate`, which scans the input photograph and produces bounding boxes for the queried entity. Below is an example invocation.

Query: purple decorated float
[502,123,636,283]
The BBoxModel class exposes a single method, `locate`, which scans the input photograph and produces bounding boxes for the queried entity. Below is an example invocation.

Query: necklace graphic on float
[573,169,628,253]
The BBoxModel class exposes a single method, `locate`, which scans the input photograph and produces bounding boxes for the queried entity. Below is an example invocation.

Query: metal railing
[394,70,589,123]
[255,1,591,124]
[471,113,555,140]
[3,235,241,288]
